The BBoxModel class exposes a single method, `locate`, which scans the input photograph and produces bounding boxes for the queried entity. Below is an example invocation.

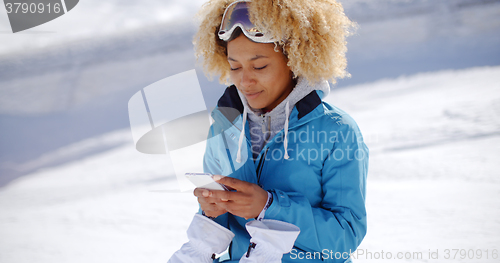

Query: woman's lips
[244,91,263,100]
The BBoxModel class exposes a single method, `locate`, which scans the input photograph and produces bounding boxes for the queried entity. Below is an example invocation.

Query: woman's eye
[254,65,268,70]
[230,67,240,71]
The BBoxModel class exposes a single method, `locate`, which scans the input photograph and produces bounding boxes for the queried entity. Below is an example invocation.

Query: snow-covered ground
[1,0,499,178]
[1,66,499,263]
[328,66,500,262]
[1,0,500,262]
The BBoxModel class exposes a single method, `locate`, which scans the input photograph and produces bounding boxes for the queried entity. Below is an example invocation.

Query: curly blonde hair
[193,0,356,84]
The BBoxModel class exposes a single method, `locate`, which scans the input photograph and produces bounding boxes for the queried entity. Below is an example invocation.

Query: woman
[170,0,368,262]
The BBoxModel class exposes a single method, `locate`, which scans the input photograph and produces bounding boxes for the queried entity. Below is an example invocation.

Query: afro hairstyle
[193,0,356,85]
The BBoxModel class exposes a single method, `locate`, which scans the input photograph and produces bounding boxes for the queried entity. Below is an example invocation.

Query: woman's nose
[240,68,255,87]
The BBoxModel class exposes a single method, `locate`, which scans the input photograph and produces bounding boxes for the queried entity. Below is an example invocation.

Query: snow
[0,130,196,263]
[1,0,500,262]
[1,66,499,262]
[1,0,499,173]
[325,67,500,262]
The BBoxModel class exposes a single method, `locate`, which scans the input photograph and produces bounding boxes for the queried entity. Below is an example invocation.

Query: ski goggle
[218,0,277,43]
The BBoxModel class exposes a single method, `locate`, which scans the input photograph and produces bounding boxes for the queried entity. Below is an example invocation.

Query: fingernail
[221,198,228,202]
[202,190,209,197]
[213,175,222,181]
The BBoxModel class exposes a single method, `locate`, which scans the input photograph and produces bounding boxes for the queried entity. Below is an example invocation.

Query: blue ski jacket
[202,85,369,262]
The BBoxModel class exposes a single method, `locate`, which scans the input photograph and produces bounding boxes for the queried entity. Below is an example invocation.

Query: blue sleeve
[265,124,369,254]
[200,125,230,228]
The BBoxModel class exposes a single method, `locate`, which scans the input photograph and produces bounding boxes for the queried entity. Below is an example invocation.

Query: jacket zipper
[261,114,271,144]
[221,129,236,173]
[257,112,271,185]
[256,148,269,186]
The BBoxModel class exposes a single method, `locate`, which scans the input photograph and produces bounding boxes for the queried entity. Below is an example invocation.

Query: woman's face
[227,35,294,112]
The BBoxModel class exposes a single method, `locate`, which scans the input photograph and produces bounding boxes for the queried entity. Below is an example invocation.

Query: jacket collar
[216,85,244,123]
[217,85,322,123]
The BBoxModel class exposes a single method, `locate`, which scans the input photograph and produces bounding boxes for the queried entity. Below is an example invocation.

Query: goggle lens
[218,1,274,43]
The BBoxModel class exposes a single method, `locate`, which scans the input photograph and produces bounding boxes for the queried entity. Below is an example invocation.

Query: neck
[262,77,297,112]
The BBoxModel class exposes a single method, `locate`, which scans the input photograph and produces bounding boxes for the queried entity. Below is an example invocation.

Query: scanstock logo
[128,70,248,192]
[3,0,79,33]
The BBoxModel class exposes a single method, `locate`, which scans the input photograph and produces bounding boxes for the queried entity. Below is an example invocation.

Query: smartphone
[185,173,229,191]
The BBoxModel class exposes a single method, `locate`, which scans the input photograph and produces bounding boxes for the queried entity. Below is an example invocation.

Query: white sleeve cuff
[256,191,273,221]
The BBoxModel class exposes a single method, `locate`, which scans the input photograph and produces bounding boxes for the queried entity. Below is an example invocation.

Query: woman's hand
[193,187,228,218]
[210,175,269,220]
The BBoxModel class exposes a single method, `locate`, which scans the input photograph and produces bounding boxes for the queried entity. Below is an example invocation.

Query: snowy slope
[328,67,500,182]
[326,67,500,261]
[2,0,498,111]
[1,0,499,181]
[1,0,500,260]
[1,66,499,263]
